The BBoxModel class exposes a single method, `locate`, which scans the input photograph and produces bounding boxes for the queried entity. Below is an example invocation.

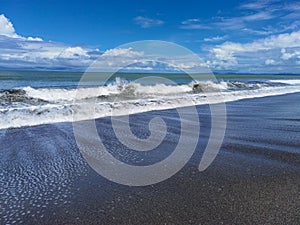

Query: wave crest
[0,78,300,129]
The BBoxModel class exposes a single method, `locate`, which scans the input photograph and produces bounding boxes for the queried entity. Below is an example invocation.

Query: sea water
[0,70,300,129]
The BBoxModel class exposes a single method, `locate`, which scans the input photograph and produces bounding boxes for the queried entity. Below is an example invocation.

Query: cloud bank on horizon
[0,0,299,73]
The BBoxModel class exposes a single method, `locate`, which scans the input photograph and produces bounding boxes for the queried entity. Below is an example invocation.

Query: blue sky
[0,0,299,73]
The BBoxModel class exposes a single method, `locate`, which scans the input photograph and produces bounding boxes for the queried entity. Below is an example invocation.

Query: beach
[1,92,300,224]
[1,1,299,223]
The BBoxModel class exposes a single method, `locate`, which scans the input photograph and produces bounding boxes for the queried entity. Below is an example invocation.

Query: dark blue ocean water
[1,70,300,90]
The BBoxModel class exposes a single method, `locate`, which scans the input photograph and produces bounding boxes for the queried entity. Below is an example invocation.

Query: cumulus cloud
[27,37,43,41]
[0,14,18,38]
[207,30,300,72]
[281,48,300,61]
[88,47,146,71]
[86,46,210,73]
[0,14,101,70]
[59,47,89,59]
[0,14,43,41]
[211,31,300,57]
[0,15,198,73]
[134,16,164,28]
[1,13,299,73]
[265,59,276,65]
[102,48,144,58]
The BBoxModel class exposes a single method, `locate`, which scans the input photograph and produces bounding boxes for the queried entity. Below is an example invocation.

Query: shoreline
[1,90,300,131]
[1,92,300,224]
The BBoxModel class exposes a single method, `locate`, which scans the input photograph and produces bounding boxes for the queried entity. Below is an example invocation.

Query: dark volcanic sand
[1,93,300,224]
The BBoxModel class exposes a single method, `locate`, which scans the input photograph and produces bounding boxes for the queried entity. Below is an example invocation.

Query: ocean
[1,70,300,129]
[0,70,300,224]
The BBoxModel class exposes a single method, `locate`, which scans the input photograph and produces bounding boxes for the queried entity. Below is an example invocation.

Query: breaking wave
[1,78,300,129]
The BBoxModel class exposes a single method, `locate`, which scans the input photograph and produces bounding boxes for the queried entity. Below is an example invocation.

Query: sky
[0,0,299,73]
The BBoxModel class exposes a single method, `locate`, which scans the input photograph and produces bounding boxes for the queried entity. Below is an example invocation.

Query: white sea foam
[0,80,300,129]
[268,79,300,85]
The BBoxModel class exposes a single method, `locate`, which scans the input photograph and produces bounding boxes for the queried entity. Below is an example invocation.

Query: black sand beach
[1,93,300,224]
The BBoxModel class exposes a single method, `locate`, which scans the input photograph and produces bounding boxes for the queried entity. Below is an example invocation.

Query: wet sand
[1,93,300,224]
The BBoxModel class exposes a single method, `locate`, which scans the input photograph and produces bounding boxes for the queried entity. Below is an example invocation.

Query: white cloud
[0,15,205,72]
[265,59,276,65]
[0,14,19,38]
[125,66,153,71]
[213,11,274,31]
[176,62,197,69]
[0,16,196,73]
[207,30,300,72]
[283,1,300,11]
[0,14,99,70]
[89,48,176,72]
[213,17,245,30]
[87,48,157,72]
[281,48,300,61]
[180,19,211,30]
[239,0,275,10]
[134,16,164,28]
[0,14,43,41]
[1,13,299,73]
[242,11,274,21]
[182,0,299,36]
[27,37,43,41]
[204,36,227,42]
[87,46,209,73]
[211,31,300,58]
[102,48,144,58]
[59,47,89,58]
